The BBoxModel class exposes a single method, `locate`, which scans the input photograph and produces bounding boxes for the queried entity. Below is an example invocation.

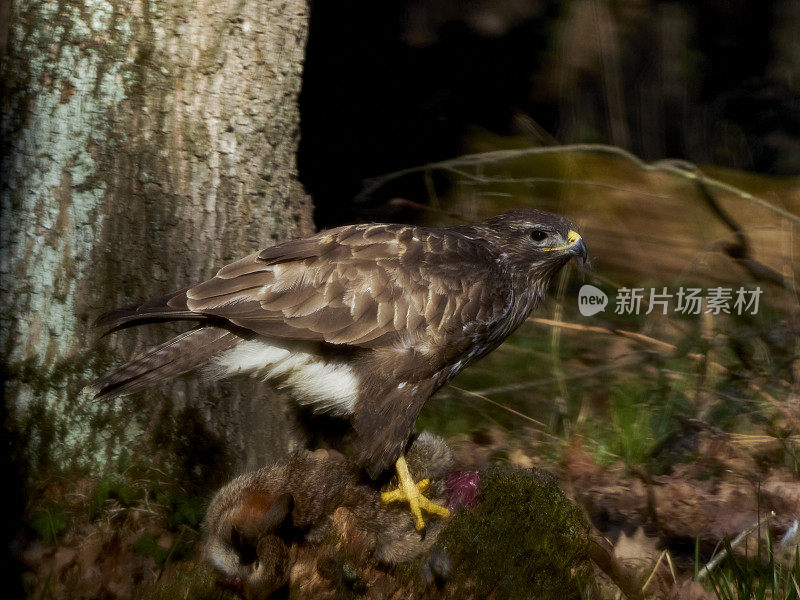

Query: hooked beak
[567,230,588,263]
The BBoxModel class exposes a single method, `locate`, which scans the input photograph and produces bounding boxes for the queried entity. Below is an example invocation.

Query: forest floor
[17,420,800,599]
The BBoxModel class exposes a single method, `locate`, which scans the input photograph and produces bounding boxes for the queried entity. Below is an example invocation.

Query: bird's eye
[530,229,548,242]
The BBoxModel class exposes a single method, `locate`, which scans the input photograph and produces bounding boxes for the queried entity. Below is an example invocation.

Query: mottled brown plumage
[88,209,587,478]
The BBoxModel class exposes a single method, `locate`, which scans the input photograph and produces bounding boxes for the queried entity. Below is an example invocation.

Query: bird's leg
[381,454,450,531]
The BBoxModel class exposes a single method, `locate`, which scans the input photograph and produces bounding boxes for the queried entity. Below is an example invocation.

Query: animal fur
[202,432,453,599]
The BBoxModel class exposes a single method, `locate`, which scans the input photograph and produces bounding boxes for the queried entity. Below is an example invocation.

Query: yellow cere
[542,229,582,252]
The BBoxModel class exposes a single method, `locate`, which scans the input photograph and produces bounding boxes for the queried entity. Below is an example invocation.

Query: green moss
[163,494,206,530]
[133,534,172,565]
[90,472,143,518]
[436,467,591,600]
[29,507,69,543]
[3,347,142,481]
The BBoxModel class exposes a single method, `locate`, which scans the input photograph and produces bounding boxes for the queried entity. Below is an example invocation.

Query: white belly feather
[208,339,359,416]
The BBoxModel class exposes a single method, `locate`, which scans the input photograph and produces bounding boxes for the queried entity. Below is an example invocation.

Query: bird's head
[476,209,587,286]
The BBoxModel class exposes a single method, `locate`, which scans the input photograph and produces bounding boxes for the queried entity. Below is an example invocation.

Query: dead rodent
[202,432,452,599]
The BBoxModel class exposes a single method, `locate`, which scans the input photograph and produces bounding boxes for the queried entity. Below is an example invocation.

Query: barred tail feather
[86,327,241,400]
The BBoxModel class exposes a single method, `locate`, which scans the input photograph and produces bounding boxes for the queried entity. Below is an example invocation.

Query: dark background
[298,0,799,227]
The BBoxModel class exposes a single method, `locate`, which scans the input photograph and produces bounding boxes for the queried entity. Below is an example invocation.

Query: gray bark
[1,0,314,479]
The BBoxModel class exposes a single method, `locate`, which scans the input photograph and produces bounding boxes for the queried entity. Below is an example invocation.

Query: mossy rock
[435,466,591,600]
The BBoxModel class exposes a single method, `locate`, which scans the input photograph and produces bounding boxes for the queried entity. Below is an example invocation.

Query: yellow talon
[381,455,451,531]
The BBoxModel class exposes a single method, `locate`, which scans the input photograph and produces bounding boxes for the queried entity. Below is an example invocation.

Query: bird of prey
[88,209,587,530]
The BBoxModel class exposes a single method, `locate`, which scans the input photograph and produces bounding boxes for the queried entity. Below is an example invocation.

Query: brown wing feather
[184,224,508,348]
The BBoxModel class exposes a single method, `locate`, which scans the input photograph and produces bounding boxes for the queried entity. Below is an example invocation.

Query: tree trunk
[1,0,314,482]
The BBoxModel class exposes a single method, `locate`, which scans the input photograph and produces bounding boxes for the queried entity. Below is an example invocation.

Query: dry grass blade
[695,511,777,581]
[641,550,667,593]
[728,433,800,448]
[526,317,679,353]
[665,551,678,585]
[441,357,644,399]
[448,384,549,430]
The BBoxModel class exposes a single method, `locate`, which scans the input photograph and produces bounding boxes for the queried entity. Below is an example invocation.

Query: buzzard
[88,209,587,530]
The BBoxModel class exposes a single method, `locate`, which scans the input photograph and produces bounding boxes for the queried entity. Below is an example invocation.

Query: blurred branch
[445,167,671,200]
[550,269,571,435]
[382,198,470,221]
[356,144,800,226]
[691,174,791,290]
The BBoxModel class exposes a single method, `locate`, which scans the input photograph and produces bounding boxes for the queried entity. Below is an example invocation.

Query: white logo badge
[578,284,608,316]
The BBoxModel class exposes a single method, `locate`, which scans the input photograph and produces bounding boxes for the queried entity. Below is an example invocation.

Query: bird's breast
[436,287,541,384]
